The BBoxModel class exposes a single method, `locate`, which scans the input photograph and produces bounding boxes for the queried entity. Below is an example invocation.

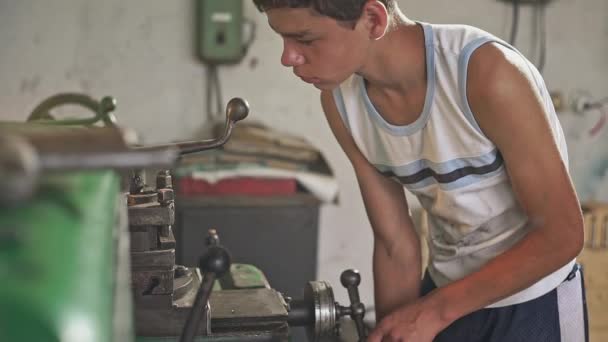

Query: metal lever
[144,97,249,156]
[338,269,367,341]
[179,235,231,342]
[27,93,118,127]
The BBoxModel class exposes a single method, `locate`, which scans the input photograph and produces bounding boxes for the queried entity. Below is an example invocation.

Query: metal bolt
[157,188,175,205]
[175,265,191,278]
[130,169,146,194]
[156,170,172,189]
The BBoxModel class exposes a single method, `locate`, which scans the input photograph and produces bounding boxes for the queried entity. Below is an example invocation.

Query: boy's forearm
[423,225,582,330]
[373,237,422,320]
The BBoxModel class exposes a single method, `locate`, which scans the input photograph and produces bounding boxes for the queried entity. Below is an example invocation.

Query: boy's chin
[312,82,337,91]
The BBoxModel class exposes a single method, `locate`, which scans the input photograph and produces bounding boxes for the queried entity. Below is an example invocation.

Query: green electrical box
[197,0,244,65]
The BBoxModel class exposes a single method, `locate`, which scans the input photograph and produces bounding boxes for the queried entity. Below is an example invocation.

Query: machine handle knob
[340,269,367,341]
[179,245,231,342]
[199,245,231,276]
[139,97,250,156]
[225,97,249,123]
[176,97,249,155]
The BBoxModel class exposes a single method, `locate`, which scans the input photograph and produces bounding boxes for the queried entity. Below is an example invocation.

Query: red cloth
[177,177,297,196]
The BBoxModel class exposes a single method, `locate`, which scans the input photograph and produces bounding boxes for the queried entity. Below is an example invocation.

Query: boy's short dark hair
[253,0,395,23]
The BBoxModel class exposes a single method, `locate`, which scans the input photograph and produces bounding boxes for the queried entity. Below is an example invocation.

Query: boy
[253,1,588,341]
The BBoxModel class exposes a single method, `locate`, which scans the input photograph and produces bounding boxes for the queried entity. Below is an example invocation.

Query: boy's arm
[320,90,422,320]
[369,43,584,341]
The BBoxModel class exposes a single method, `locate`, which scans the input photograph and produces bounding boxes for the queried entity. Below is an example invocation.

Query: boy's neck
[356,18,427,95]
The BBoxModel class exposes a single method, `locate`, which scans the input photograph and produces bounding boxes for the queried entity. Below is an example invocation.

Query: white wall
[1,0,606,312]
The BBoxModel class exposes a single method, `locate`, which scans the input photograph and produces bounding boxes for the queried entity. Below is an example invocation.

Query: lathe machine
[0,93,368,342]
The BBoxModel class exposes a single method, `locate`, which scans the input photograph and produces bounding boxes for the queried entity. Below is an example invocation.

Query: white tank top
[332,22,574,307]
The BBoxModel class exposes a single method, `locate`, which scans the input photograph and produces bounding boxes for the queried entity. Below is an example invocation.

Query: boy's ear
[357,0,389,40]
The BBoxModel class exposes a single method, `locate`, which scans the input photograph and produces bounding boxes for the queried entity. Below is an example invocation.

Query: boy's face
[266,7,371,90]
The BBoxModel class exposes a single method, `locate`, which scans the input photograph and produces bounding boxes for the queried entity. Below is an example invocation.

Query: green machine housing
[0,170,133,342]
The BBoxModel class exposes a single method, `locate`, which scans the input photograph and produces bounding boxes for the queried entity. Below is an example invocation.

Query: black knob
[226,98,249,123]
[341,269,361,288]
[100,96,117,112]
[340,269,367,341]
[199,245,231,277]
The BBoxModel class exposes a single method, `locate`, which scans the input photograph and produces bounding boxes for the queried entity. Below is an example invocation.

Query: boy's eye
[297,39,315,46]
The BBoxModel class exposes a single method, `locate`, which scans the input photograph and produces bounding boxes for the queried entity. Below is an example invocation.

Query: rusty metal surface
[174,266,195,300]
[129,203,175,226]
[209,288,289,324]
[136,271,290,340]
[156,170,173,189]
[131,249,175,269]
[135,293,174,309]
[130,227,159,252]
[132,268,175,296]
[159,228,177,249]
[136,271,205,336]
[128,192,159,206]
[157,189,175,206]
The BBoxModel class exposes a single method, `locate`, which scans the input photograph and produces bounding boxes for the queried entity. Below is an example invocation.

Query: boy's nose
[281,45,305,67]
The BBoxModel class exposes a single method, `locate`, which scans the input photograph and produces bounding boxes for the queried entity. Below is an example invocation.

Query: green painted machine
[0,94,368,342]
[0,170,131,342]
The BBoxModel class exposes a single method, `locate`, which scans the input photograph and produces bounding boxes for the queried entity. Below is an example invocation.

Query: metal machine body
[129,172,291,341]
[0,94,368,342]
[0,168,132,342]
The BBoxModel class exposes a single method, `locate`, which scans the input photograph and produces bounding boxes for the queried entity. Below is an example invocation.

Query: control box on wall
[197,0,245,65]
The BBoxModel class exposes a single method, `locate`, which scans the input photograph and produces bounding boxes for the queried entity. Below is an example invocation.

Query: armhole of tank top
[459,38,547,138]
[332,86,352,132]
[458,37,495,137]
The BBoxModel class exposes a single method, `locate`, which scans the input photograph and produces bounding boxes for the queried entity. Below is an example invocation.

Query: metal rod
[287,299,314,326]
[39,148,178,171]
[179,272,217,342]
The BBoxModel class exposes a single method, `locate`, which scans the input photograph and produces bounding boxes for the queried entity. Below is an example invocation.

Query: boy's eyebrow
[269,22,313,38]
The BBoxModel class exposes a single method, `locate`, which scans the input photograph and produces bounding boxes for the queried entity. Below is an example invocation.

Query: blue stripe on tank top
[375,149,504,190]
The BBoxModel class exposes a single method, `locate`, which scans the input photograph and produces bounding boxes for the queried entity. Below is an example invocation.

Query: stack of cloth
[175,122,338,203]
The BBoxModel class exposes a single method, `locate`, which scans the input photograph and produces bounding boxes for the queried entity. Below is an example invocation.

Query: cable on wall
[506,0,550,74]
[588,105,607,138]
[242,18,257,56]
[535,1,547,73]
[508,0,521,45]
[206,66,224,120]
[571,90,608,137]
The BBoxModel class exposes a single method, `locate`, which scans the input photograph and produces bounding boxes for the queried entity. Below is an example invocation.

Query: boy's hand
[367,295,446,342]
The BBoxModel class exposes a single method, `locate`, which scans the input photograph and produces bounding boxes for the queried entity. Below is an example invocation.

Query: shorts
[421,264,589,342]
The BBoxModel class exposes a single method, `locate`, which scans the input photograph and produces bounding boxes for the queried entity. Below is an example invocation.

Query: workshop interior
[0,0,606,341]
